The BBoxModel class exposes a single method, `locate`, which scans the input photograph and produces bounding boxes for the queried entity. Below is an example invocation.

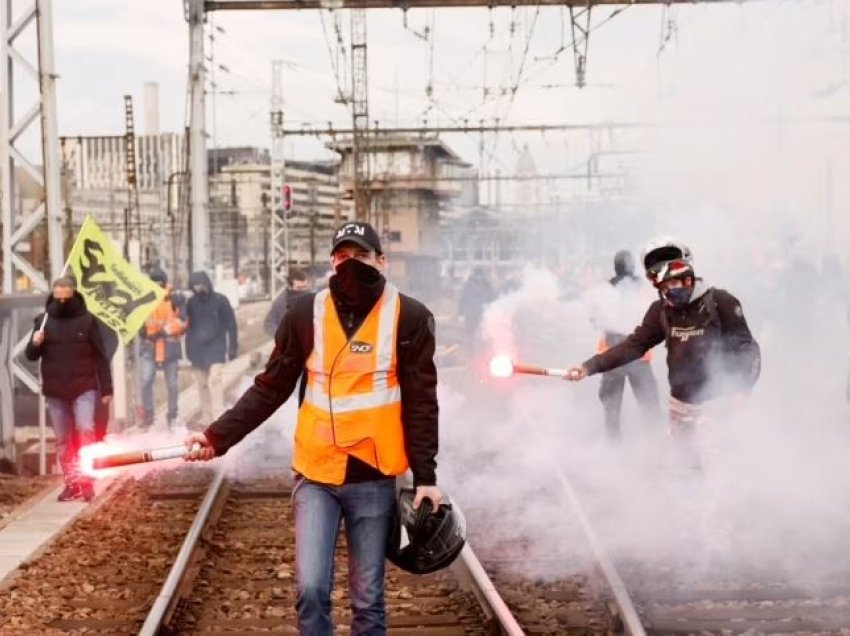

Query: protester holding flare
[25,276,113,502]
[564,238,761,461]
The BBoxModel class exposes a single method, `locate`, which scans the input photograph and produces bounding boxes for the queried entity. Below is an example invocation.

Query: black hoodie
[205,264,439,487]
[185,271,239,369]
[583,281,761,404]
[25,292,113,401]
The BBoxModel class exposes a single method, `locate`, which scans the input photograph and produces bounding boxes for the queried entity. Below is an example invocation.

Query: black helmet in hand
[386,488,466,575]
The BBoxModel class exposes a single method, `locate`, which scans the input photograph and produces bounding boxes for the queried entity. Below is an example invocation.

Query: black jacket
[205,275,439,486]
[25,293,114,401]
[185,272,238,369]
[583,282,761,404]
[263,287,310,338]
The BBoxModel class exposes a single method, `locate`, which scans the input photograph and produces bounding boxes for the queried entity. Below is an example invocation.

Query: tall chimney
[143,82,160,136]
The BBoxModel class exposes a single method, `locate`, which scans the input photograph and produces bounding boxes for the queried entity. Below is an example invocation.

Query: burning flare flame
[489,355,514,378]
[78,441,124,478]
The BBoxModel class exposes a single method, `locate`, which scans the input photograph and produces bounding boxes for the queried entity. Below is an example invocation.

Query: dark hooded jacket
[25,292,113,401]
[185,272,238,369]
[583,281,761,404]
[459,269,495,329]
[204,264,439,487]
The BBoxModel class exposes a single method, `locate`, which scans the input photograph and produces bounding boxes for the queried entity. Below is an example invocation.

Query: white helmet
[641,236,693,272]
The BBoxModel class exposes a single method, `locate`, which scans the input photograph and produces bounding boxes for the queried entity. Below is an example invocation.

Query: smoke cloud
[437,1,850,589]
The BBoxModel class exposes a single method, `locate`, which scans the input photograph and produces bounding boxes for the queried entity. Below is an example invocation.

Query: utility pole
[123,95,140,262]
[187,0,210,274]
[270,60,290,299]
[230,177,239,279]
[350,9,371,222]
[308,180,318,271]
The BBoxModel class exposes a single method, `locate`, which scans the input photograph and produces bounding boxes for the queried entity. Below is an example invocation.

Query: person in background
[140,267,187,429]
[263,267,311,338]
[594,250,660,439]
[458,267,495,349]
[183,221,442,635]
[25,276,113,502]
[185,271,238,427]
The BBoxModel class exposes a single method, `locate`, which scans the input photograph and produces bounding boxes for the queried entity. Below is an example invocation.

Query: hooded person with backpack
[566,238,761,450]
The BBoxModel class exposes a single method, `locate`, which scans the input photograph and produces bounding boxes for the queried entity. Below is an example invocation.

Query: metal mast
[270,59,289,298]
[0,0,63,461]
[1,0,63,293]
[350,8,371,222]
[123,95,141,261]
[186,0,210,273]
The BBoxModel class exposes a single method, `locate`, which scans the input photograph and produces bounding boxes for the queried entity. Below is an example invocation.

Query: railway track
[625,562,850,635]
[141,470,509,635]
[0,465,217,634]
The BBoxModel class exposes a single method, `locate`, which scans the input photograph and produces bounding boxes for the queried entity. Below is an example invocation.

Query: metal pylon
[350,8,371,222]
[270,59,289,298]
[569,4,592,89]
[0,0,63,294]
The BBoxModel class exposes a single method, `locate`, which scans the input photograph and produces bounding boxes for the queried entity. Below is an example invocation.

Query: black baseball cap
[330,221,383,255]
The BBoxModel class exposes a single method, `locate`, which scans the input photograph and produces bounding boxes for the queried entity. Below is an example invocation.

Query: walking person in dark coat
[263,268,311,338]
[25,276,113,502]
[185,271,238,426]
[595,250,661,439]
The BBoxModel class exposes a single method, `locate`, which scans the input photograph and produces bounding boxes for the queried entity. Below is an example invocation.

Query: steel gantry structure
[0,0,62,461]
[187,0,735,282]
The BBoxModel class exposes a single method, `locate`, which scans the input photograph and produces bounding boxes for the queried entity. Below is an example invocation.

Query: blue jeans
[45,389,97,476]
[293,477,396,636]
[140,352,179,424]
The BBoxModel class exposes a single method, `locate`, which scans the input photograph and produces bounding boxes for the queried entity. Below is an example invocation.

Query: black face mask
[334,258,381,296]
[661,285,692,308]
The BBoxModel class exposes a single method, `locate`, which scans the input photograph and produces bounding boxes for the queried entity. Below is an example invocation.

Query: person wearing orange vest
[140,268,186,429]
[183,221,442,635]
[595,250,660,439]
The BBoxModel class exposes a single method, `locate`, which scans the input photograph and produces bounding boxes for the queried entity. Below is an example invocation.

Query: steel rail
[139,468,227,636]
[518,408,647,636]
[451,543,525,636]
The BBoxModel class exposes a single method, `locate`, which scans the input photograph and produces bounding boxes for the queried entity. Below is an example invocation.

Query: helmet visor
[644,245,686,271]
[647,258,693,286]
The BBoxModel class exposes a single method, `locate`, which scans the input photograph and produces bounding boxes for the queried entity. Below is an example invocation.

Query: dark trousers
[598,360,660,438]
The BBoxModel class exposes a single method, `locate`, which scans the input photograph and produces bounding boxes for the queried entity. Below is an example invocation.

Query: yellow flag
[67,216,165,344]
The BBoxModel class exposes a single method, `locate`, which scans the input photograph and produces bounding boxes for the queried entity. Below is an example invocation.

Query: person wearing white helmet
[565,238,761,450]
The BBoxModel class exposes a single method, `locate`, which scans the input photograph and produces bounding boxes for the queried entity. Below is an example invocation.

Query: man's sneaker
[79,480,95,503]
[57,483,81,502]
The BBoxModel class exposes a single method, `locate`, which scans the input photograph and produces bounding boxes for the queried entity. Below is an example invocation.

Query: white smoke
[437,1,850,587]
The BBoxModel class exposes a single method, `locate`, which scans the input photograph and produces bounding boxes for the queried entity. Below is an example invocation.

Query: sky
[46,2,847,161]
[4,0,834,263]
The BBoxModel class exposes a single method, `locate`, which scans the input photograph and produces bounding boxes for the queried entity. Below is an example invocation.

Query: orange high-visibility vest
[293,284,408,485]
[144,287,186,363]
